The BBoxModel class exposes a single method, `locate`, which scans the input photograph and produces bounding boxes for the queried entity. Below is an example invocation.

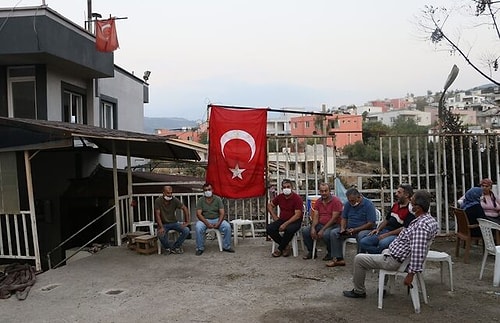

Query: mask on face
[283,188,292,195]
[164,196,173,201]
[204,191,213,198]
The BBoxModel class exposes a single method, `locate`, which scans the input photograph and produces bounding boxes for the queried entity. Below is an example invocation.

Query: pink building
[290,114,363,149]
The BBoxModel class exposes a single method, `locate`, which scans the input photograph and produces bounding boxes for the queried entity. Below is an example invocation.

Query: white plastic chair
[206,228,223,252]
[230,219,255,246]
[424,250,454,291]
[272,231,300,257]
[477,218,500,287]
[132,220,154,235]
[377,256,427,314]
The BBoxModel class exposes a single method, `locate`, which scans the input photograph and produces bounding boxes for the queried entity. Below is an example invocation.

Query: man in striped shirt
[343,190,438,298]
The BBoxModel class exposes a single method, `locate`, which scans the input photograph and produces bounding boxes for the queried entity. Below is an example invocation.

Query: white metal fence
[0,211,41,271]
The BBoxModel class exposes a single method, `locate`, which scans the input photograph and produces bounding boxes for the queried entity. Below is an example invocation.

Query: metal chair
[477,218,500,287]
[451,207,482,263]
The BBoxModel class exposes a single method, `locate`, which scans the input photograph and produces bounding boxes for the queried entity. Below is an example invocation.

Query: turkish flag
[95,18,119,52]
[206,106,267,198]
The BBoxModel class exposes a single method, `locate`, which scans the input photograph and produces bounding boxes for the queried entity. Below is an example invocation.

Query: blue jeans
[329,227,372,259]
[302,224,337,257]
[158,222,190,249]
[195,219,232,251]
[359,229,397,254]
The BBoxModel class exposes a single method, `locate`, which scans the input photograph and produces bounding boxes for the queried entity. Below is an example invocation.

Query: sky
[5,0,498,121]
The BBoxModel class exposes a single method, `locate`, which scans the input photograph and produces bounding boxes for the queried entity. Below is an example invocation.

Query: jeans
[158,222,190,249]
[302,224,337,257]
[329,227,372,259]
[266,219,302,251]
[358,229,397,254]
[195,219,232,251]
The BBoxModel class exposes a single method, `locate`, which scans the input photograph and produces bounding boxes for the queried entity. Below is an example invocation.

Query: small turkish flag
[95,18,119,52]
[206,106,267,198]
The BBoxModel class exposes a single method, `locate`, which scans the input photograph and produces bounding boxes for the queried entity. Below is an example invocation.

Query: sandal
[272,250,282,257]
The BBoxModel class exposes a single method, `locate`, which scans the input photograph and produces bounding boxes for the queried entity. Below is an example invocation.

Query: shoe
[223,248,235,253]
[326,259,346,267]
[165,248,173,255]
[174,248,183,254]
[195,249,204,256]
[322,255,333,261]
[342,289,366,298]
[272,250,282,257]
[282,245,292,257]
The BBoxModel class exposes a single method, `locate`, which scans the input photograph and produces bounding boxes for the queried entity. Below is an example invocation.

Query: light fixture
[143,70,151,81]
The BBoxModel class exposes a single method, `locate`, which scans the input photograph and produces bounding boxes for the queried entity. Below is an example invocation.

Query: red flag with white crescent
[95,18,119,52]
[206,106,267,198]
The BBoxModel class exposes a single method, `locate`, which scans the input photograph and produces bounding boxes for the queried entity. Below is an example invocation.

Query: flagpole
[207,104,333,116]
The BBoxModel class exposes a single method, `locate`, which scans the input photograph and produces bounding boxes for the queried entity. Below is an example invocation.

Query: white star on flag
[229,163,246,179]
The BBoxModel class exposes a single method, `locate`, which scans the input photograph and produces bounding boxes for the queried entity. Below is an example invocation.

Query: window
[99,96,117,129]
[63,91,83,123]
[305,121,310,128]
[7,66,37,119]
[61,82,86,124]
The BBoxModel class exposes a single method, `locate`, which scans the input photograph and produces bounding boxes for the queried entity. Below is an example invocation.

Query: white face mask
[204,191,213,198]
[164,196,173,201]
[283,188,292,195]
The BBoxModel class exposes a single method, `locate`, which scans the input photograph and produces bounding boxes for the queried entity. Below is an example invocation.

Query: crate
[126,231,149,250]
[134,235,158,255]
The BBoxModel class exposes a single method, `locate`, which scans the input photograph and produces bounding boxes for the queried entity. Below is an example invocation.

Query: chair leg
[416,273,427,304]
[493,251,500,287]
[292,234,299,257]
[377,271,386,309]
[312,240,317,259]
[409,279,421,314]
[455,239,460,257]
[464,240,471,263]
[479,249,488,280]
[447,257,454,291]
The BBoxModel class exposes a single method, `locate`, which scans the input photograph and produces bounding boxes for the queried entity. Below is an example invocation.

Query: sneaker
[223,248,235,253]
[165,248,173,255]
[195,249,204,256]
[342,289,366,299]
[174,248,183,254]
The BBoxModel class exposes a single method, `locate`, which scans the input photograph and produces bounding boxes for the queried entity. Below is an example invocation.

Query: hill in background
[144,117,198,134]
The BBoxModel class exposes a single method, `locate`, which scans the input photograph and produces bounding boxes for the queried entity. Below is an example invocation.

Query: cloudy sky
[6,0,497,121]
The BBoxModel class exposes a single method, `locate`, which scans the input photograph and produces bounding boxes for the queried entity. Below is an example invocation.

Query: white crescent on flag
[220,129,256,162]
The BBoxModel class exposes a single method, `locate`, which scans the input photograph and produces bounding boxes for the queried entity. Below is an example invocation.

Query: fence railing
[0,211,41,271]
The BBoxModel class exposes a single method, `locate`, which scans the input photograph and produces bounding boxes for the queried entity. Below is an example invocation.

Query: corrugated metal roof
[0,117,201,161]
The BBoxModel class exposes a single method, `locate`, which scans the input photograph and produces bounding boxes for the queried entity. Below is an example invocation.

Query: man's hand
[367,229,378,236]
[403,273,414,286]
[378,232,390,240]
[157,226,165,235]
[311,228,318,239]
[279,223,287,232]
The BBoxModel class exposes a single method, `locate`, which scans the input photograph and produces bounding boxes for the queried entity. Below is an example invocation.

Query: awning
[0,117,201,161]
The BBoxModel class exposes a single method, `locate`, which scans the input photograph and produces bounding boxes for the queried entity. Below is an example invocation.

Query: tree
[418,2,499,85]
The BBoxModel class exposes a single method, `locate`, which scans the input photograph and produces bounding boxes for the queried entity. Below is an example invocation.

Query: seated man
[343,190,438,298]
[326,188,376,267]
[359,184,414,254]
[154,185,191,254]
[194,182,234,255]
[302,182,343,260]
[267,179,303,257]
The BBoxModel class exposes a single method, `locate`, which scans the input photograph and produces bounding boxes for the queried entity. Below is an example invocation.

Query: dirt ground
[1,235,499,323]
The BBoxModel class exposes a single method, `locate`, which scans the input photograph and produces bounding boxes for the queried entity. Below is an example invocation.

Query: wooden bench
[134,235,158,255]
[126,231,149,250]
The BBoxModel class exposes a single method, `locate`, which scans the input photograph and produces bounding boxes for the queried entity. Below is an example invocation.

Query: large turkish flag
[206,106,267,198]
[95,18,119,52]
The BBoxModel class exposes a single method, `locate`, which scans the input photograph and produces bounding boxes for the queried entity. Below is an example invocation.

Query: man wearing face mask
[267,179,304,257]
[195,183,234,256]
[326,187,377,267]
[154,186,191,254]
